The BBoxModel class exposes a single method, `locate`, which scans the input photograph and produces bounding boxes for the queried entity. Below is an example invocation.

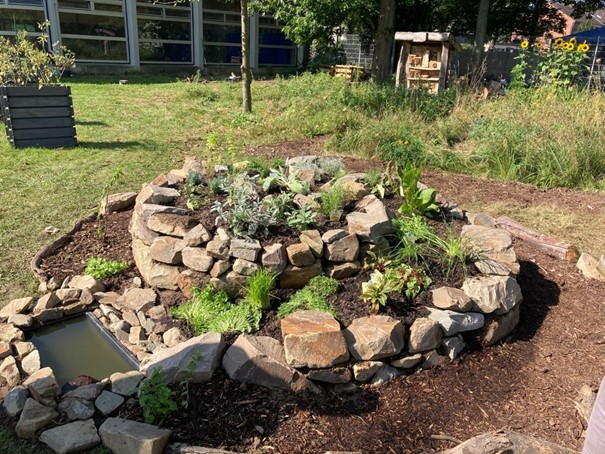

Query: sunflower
[520,40,529,49]
[565,42,575,51]
[570,37,577,45]
[578,41,590,53]
[554,37,564,46]
[534,42,543,49]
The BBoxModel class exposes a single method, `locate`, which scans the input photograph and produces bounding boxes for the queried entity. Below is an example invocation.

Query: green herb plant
[184,170,205,210]
[318,183,351,219]
[318,157,346,178]
[278,276,339,318]
[285,205,318,231]
[395,162,439,217]
[261,167,310,195]
[245,269,277,311]
[137,368,178,425]
[85,257,127,279]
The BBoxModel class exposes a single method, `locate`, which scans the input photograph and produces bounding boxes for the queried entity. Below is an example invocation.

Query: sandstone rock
[69,275,105,294]
[577,253,605,281]
[122,310,140,327]
[325,234,359,263]
[262,244,287,274]
[0,297,35,318]
[222,335,311,391]
[286,243,315,267]
[462,276,523,314]
[369,365,400,387]
[63,302,88,316]
[325,261,361,280]
[408,318,443,353]
[99,417,171,454]
[148,213,197,238]
[56,288,81,301]
[94,390,124,416]
[8,314,32,329]
[431,287,473,312]
[182,247,214,272]
[216,227,230,242]
[111,371,145,396]
[0,323,24,343]
[474,259,519,276]
[0,341,10,359]
[480,304,521,347]
[183,224,212,247]
[232,258,260,276]
[294,168,316,186]
[35,292,61,311]
[293,193,319,210]
[132,238,180,290]
[307,367,351,384]
[140,204,190,222]
[442,335,466,360]
[57,397,95,420]
[62,383,104,401]
[137,184,181,205]
[15,398,57,438]
[427,308,485,336]
[321,229,348,244]
[34,308,64,323]
[391,353,423,369]
[165,444,239,454]
[141,332,225,383]
[281,311,349,368]
[467,212,497,227]
[177,269,209,299]
[210,272,250,298]
[163,327,186,348]
[23,367,59,407]
[167,171,186,185]
[20,349,41,375]
[210,260,231,278]
[100,191,137,215]
[3,385,28,417]
[343,316,404,361]
[130,210,160,246]
[300,230,324,257]
[462,225,512,253]
[13,341,34,358]
[279,260,323,289]
[39,419,100,454]
[206,237,230,261]
[183,156,205,175]
[341,181,369,200]
[346,195,395,243]
[116,288,157,313]
[230,239,262,262]
[352,361,383,382]
[150,237,184,265]
[421,350,448,369]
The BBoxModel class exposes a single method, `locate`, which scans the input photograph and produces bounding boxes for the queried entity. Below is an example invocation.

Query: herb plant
[245,269,277,310]
[137,368,178,425]
[261,167,310,195]
[85,257,128,279]
[318,183,351,218]
[318,157,345,178]
[277,276,339,318]
[395,162,439,216]
[286,205,318,231]
[184,170,205,210]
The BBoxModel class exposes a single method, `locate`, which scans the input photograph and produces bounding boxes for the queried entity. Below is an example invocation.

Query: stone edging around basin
[1,156,523,452]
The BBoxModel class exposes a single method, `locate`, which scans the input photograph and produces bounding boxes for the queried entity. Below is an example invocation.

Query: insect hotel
[395,32,459,94]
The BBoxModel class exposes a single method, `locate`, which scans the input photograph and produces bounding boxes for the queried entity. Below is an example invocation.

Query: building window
[258,16,296,66]
[137,0,192,63]
[58,0,128,62]
[202,4,242,65]
[0,4,45,36]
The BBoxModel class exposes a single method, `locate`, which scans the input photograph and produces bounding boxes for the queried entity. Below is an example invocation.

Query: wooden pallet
[332,65,366,81]
[1,85,77,148]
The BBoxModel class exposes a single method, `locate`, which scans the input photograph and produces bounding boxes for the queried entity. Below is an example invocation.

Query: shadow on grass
[77,141,144,150]
[76,121,108,127]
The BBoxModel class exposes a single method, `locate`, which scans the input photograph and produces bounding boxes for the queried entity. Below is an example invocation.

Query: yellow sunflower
[565,42,575,51]
[578,41,590,53]
[534,42,543,49]
[570,37,577,45]
[521,40,529,49]
[554,37,564,46]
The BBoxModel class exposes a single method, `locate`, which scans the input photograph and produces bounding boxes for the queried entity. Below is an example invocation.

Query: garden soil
[31,143,605,453]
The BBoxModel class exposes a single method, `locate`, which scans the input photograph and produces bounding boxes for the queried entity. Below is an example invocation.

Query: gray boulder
[99,417,171,454]
[39,419,100,454]
[15,398,57,438]
[3,385,29,417]
[427,308,485,336]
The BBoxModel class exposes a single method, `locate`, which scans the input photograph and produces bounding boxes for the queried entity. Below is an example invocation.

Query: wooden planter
[0,85,77,148]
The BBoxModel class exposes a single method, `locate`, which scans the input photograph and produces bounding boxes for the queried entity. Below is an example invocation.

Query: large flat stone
[0,297,35,318]
[99,417,172,454]
[0,323,24,343]
[69,275,105,293]
[100,191,137,215]
[110,371,145,396]
[132,237,180,290]
[281,311,349,368]
[141,332,225,383]
[343,316,404,361]
[431,287,473,312]
[462,276,523,314]
[39,419,100,454]
[346,195,395,244]
[94,391,124,416]
[222,334,310,391]
[57,397,95,421]
[427,308,485,336]
[148,213,197,238]
[22,367,59,407]
[137,184,181,205]
[116,288,157,313]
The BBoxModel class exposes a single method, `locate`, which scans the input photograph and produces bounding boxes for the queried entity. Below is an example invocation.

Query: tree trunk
[371,0,396,83]
[240,0,252,113]
[472,0,490,66]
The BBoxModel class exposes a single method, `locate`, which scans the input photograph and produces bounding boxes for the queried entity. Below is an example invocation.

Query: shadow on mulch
[514,258,561,342]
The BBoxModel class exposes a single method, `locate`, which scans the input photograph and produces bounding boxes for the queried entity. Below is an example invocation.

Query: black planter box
[0,85,77,148]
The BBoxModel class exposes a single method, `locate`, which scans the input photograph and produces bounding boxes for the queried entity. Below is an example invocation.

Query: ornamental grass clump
[277,276,339,318]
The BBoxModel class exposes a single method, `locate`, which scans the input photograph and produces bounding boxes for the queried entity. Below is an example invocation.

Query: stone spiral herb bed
[0,156,526,454]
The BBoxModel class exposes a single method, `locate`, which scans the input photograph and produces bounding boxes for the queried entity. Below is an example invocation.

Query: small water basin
[27,313,137,386]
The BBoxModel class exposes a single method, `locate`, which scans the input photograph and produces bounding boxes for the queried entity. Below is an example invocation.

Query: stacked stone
[129,157,399,295]
[3,367,172,453]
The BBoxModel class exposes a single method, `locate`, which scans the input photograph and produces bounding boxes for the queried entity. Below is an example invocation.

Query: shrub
[0,22,75,86]
[84,258,128,279]
[136,368,178,425]
[277,276,339,318]
[170,284,261,334]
